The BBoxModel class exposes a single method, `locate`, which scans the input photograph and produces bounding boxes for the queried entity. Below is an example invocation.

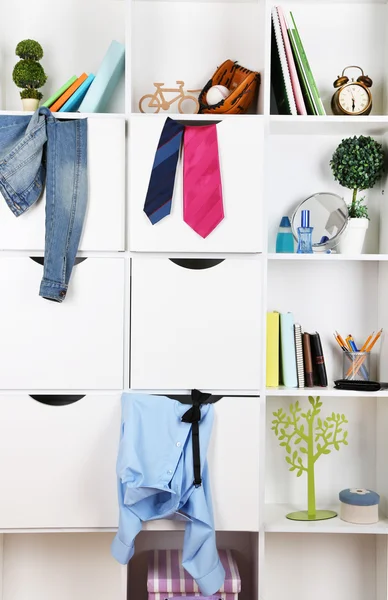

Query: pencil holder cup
[343,351,370,381]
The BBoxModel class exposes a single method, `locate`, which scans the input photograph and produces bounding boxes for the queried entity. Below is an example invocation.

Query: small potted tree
[12,39,47,111]
[330,135,385,254]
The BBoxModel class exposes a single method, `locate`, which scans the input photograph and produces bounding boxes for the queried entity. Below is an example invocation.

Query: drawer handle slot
[29,257,87,266]
[29,394,85,406]
[168,258,224,270]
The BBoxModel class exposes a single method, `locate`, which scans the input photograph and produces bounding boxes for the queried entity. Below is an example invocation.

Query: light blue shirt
[111,392,225,596]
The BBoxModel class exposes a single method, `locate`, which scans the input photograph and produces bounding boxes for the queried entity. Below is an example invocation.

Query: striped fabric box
[147,549,241,600]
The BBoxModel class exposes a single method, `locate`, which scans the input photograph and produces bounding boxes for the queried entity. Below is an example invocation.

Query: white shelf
[0,111,126,119]
[267,253,388,261]
[265,504,388,534]
[130,112,263,119]
[269,115,388,136]
[143,520,185,531]
[266,386,388,397]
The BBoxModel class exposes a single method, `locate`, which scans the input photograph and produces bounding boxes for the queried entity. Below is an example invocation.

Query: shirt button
[176,442,181,447]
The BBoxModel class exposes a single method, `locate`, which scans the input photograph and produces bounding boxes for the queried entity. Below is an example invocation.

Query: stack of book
[42,40,125,113]
[266,311,328,388]
[271,6,325,116]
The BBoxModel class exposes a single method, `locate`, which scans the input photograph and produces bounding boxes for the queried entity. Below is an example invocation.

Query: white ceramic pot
[22,98,39,112]
[338,218,369,255]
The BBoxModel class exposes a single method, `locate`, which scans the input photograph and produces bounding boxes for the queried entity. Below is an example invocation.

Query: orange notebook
[50,73,88,112]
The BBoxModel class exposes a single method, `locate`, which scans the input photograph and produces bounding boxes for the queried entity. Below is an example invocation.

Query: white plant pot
[22,98,39,112]
[338,218,369,255]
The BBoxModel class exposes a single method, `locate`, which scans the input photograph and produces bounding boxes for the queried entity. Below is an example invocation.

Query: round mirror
[291,192,349,252]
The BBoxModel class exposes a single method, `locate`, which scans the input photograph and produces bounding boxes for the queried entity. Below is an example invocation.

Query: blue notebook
[78,40,125,113]
[280,312,298,387]
[59,74,95,112]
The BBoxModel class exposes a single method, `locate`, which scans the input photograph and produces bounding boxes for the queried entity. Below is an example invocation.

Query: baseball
[206,85,230,106]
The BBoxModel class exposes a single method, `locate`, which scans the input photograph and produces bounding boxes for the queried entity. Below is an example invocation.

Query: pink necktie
[183,124,224,238]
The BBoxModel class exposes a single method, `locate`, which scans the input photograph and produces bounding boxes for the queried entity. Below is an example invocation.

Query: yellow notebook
[266,312,280,387]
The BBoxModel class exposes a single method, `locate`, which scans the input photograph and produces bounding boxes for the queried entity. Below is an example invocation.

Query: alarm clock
[331,66,373,116]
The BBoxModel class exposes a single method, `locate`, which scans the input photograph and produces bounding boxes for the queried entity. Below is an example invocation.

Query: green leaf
[343,440,349,445]
[300,424,305,433]
[344,431,348,439]
[327,432,333,439]
[289,466,296,472]
[293,450,297,460]
[285,456,292,464]
[317,418,322,428]
[280,442,287,447]
[295,438,301,444]
[322,449,331,454]
[300,447,307,454]
[334,442,340,451]
[297,469,303,477]
[286,445,291,453]
[317,443,322,451]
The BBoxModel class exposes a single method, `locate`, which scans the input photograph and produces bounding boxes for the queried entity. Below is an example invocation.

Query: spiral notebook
[271,6,297,115]
[277,6,307,115]
[294,323,305,388]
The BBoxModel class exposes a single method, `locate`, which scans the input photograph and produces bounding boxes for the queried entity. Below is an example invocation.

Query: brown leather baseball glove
[198,60,260,115]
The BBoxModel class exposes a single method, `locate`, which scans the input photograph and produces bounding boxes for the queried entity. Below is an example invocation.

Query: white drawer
[0,257,124,389]
[0,394,120,529]
[129,115,263,252]
[131,257,261,389]
[210,396,260,531]
[0,118,125,251]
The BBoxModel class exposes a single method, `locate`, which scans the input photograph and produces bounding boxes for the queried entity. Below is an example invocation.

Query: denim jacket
[0,107,87,301]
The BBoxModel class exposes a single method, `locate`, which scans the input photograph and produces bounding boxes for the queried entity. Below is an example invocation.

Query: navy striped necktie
[143,117,185,224]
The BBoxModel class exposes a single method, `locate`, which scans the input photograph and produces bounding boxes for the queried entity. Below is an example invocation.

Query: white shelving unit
[1,0,388,599]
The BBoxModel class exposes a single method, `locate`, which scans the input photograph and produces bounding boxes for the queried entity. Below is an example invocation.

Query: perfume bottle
[297,209,314,254]
[276,216,294,253]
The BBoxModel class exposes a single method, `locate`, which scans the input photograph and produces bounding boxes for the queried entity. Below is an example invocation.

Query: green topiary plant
[330,135,385,219]
[15,39,43,61]
[12,39,47,103]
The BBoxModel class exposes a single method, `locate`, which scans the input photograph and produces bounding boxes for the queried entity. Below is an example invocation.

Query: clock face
[339,84,370,114]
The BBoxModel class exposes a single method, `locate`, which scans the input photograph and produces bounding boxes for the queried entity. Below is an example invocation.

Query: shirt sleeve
[181,463,225,596]
[111,473,143,564]
[111,420,142,564]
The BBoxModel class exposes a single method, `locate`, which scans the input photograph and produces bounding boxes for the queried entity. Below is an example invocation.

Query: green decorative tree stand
[272,396,349,521]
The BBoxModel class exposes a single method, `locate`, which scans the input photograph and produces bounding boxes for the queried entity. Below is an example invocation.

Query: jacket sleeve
[181,462,225,596]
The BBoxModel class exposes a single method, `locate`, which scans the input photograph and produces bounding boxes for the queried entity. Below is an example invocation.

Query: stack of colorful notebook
[42,40,125,113]
[271,6,325,115]
[266,311,328,388]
